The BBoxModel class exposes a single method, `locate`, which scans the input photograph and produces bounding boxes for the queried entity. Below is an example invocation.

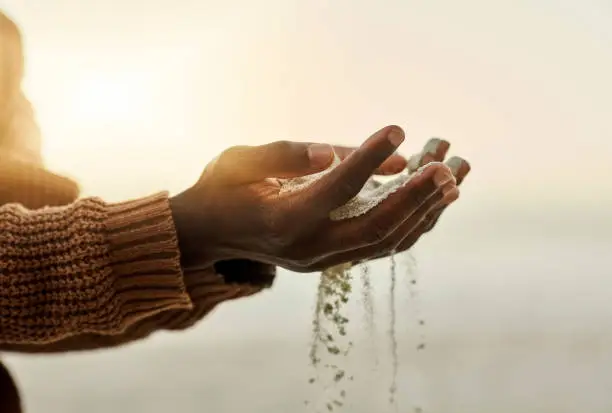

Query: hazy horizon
[1,0,611,412]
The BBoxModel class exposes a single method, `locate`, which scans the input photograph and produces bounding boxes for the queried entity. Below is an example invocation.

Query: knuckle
[270,140,294,153]
[267,140,300,162]
[213,146,248,173]
[219,145,245,161]
[265,140,310,171]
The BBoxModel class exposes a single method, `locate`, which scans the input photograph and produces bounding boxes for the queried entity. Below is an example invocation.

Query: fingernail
[445,156,464,175]
[387,127,405,147]
[307,144,334,168]
[423,138,443,155]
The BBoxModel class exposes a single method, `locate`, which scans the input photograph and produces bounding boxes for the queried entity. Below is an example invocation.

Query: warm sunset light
[64,71,157,126]
[24,53,207,200]
[3,2,612,413]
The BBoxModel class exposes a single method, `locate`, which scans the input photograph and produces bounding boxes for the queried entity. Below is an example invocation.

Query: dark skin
[171,125,471,273]
[363,137,471,262]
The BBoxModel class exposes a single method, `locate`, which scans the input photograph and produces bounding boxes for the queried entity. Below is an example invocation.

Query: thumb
[212,141,335,184]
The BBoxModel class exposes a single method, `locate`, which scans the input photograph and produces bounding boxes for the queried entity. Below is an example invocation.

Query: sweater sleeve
[0,192,275,348]
[0,192,192,344]
[0,263,275,353]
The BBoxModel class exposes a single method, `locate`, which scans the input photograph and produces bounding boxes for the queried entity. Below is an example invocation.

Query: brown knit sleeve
[0,266,275,354]
[0,192,194,345]
[0,192,276,351]
[0,194,193,344]
[0,268,273,353]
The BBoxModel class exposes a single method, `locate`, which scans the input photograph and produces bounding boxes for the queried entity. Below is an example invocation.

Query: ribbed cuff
[104,192,194,330]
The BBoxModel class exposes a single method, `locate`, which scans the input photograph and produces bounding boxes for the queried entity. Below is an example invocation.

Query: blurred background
[1,0,611,412]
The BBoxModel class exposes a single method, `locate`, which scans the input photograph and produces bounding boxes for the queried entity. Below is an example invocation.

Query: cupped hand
[359,137,472,263]
[170,125,458,272]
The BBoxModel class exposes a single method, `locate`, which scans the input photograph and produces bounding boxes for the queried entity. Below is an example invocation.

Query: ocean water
[5,209,612,413]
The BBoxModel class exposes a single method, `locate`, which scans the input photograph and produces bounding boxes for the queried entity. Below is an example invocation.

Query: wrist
[169,191,224,269]
[169,193,276,288]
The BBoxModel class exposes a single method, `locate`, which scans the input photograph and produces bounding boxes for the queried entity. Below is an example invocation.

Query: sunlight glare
[65,71,156,126]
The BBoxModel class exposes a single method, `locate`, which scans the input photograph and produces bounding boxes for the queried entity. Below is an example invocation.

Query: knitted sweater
[0,167,275,351]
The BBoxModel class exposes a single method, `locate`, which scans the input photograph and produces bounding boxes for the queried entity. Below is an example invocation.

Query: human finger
[407,138,451,172]
[311,182,459,270]
[304,125,406,214]
[400,156,472,244]
[210,141,335,184]
[332,145,408,175]
[320,162,455,253]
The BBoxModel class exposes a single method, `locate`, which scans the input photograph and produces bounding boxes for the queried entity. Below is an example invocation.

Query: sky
[1,1,612,412]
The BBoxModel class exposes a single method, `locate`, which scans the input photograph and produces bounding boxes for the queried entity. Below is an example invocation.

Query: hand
[408,138,471,235]
[361,138,472,262]
[170,125,458,272]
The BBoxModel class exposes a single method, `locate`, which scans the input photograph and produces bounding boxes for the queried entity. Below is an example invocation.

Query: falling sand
[278,149,430,411]
[359,263,377,366]
[388,254,398,407]
[308,263,354,411]
[403,253,426,413]
[305,253,424,412]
